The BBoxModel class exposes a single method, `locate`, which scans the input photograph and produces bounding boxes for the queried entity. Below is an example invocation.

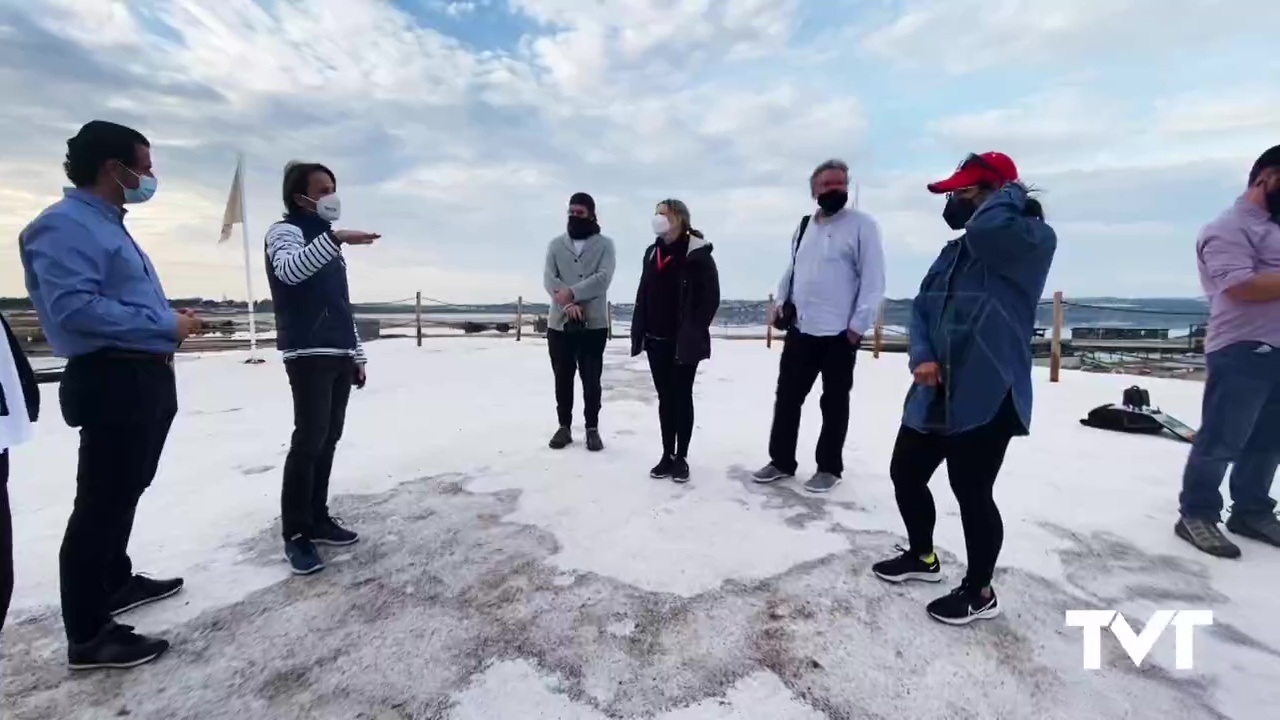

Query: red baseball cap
[927,152,1019,194]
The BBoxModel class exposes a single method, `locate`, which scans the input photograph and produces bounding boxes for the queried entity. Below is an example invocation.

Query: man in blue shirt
[19,120,202,671]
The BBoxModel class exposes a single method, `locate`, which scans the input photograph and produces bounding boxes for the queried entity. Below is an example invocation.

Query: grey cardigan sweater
[543,232,617,331]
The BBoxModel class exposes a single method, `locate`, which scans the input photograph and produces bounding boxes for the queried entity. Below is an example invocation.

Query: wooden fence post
[607,302,614,340]
[766,293,774,349]
[1050,290,1063,382]
[516,296,523,342]
[415,291,423,347]
[872,301,884,359]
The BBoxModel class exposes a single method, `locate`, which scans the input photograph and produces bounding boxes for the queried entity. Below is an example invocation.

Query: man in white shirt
[754,159,887,493]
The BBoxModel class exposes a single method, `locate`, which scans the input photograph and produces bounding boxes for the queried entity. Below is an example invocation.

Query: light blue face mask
[117,165,158,204]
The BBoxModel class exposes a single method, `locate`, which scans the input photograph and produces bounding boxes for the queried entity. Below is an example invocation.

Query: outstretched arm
[266,222,341,285]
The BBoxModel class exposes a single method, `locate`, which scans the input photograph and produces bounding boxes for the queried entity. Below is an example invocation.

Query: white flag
[219,156,244,243]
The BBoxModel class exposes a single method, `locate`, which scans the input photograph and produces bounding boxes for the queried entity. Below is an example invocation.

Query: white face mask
[651,214,671,236]
[307,193,341,222]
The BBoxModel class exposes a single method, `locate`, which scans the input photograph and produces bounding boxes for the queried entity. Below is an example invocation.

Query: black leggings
[889,395,1020,588]
[646,339,699,458]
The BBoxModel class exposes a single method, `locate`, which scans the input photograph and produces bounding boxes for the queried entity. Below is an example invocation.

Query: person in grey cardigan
[543,192,616,451]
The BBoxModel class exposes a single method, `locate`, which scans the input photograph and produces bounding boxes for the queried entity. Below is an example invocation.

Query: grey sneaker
[1175,517,1241,559]
[803,471,841,494]
[752,464,793,484]
[1226,513,1280,548]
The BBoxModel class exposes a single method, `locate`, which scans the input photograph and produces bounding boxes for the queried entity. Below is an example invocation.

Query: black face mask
[942,195,977,230]
[567,216,599,240]
[817,190,847,215]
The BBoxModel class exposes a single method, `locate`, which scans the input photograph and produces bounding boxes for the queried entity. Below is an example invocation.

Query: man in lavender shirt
[1176,145,1280,559]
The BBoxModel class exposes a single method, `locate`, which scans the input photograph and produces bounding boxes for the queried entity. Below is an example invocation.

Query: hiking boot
[926,582,1000,626]
[804,471,841,494]
[549,426,573,449]
[650,456,674,478]
[585,428,604,452]
[68,622,169,671]
[671,457,690,484]
[751,464,793,484]
[284,535,325,575]
[872,545,942,583]
[1225,513,1280,548]
[313,516,359,547]
[1175,517,1241,558]
[108,574,184,616]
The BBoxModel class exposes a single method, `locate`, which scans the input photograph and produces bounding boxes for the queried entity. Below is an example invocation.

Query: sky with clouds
[0,0,1276,303]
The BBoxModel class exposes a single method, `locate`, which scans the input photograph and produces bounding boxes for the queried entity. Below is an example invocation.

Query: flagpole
[237,151,262,363]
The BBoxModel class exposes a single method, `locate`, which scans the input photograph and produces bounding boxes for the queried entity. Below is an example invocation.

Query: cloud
[859,0,1280,74]
[0,0,1274,304]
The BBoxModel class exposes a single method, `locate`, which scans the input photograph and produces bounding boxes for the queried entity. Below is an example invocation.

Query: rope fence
[8,290,1209,382]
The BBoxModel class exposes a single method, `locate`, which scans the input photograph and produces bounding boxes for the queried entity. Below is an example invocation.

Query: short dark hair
[1249,145,1280,185]
[63,120,149,188]
[281,161,336,216]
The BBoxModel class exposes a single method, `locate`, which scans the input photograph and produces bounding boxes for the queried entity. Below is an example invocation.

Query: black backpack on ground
[1079,385,1163,435]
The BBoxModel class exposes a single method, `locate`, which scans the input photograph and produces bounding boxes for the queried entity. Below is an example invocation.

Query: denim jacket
[903,183,1057,436]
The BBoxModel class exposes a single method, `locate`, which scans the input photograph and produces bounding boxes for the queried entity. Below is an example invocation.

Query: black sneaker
[1225,513,1280,548]
[872,545,942,583]
[1175,517,1242,558]
[108,574,185,616]
[313,517,359,546]
[284,535,325,575]
[650,456,674,478]
[585,428,604,452]
[68,622,169,671]
[549,426,573,449]
[926,582,1000,626]
[751,464,793,484]
[671,457,690,484]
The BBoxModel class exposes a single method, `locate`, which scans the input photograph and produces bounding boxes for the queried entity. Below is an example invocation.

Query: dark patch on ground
[0,470,1253,719]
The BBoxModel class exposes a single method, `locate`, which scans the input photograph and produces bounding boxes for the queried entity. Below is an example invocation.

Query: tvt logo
[1065,609,1213,670]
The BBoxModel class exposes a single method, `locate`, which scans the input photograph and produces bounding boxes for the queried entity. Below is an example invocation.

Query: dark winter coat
[0,313,40,423]
[629,233,720,364]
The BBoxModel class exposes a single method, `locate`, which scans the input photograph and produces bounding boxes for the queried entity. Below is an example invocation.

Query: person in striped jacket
[265,160,379,575]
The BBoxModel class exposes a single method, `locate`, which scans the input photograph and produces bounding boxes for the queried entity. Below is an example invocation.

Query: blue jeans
[1179,341,1280,521]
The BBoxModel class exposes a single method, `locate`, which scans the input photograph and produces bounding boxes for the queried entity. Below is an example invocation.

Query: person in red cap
[871,152,1056,626]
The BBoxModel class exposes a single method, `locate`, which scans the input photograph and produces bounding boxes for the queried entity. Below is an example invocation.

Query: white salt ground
[1,337,1277,719]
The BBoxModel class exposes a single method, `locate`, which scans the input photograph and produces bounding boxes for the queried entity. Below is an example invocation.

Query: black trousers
[282,356,354,540]
[889,394,1020,589]
[768,332,857,476]
[58,352,177,643]
[547,328,608,429]
[645,338,699,458]
[1,450,11,632]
